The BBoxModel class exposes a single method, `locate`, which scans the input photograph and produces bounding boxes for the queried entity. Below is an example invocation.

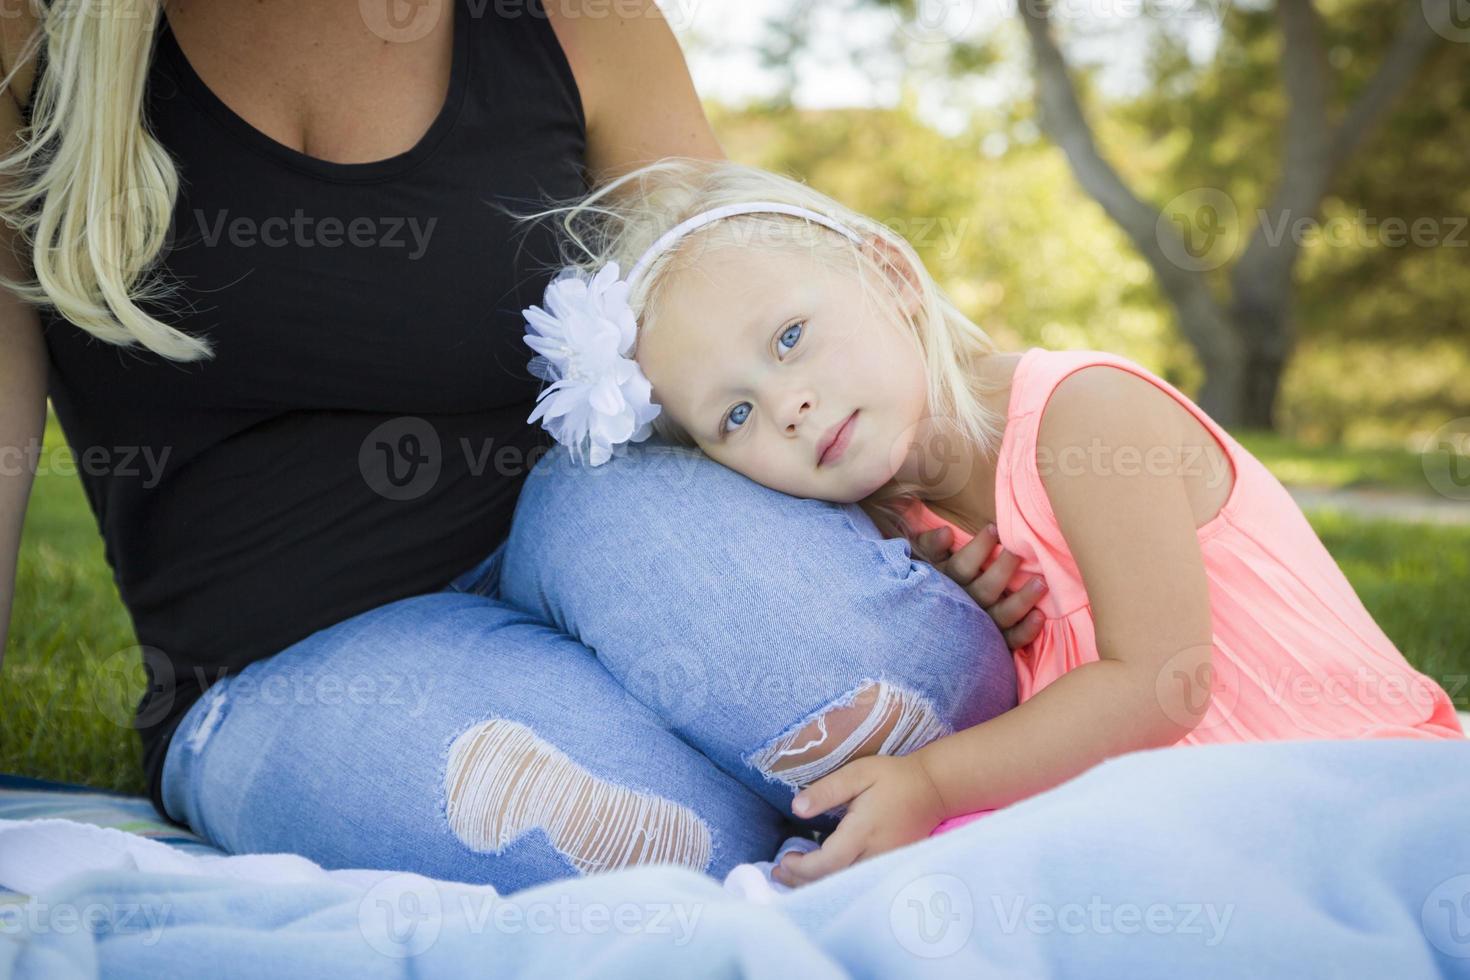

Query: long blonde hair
[509,156,1003,541]
[0,0,208,361]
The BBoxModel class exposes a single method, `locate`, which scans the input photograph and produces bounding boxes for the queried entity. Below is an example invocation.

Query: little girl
[515,157,1465,887]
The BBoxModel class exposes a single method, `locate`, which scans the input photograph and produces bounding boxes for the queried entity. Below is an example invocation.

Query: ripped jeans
[160,440,1016,893]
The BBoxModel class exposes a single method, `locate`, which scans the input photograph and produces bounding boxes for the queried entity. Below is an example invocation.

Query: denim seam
[836,506,916,582]
[447,566,493,599]
[837,504,996,624]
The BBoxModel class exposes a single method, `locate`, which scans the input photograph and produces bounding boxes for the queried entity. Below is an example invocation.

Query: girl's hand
[914,523,1047,651]
[771,755,948,888]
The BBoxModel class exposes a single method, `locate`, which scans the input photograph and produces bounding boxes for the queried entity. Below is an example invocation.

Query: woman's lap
[161,438,1016,892]
[160,589,790,890]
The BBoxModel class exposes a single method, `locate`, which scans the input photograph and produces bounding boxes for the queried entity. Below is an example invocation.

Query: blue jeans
[161,440,1016,893]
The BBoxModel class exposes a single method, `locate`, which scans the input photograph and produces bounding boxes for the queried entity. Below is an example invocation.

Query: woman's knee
[500,438,992,671]
[498,439,722,633]
[499,441,1019,811]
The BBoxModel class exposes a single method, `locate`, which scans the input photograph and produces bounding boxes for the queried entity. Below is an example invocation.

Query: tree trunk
[1174,288,1246,428]
[1227,296,1293,431]
[1241,350,1286,430]
[1214,269,1294,430]
[1009,0,1443,434]
[1173,283,1292,431]
[1227,240,1298,430]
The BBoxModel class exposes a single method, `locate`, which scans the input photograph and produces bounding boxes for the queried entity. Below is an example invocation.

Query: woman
[0,0,1035,890]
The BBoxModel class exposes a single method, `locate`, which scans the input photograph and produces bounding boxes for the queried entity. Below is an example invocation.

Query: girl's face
[634,236,930,503]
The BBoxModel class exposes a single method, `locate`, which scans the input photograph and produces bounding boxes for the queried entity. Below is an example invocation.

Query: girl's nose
[779,390,816,433]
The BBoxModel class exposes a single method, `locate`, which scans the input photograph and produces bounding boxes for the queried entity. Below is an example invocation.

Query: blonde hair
[509,156,1003,541]
[0,0,209,361]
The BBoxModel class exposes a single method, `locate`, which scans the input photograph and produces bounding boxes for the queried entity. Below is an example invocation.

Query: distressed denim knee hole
[745,680,950,791]
[443,719,712,875]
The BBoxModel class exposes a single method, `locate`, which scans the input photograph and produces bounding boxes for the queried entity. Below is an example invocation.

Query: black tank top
[25,0,588,818]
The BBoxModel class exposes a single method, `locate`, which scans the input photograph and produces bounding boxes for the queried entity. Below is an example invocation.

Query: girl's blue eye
[719,321,805,438]
[778,321,803,353]
[722,402,751,435]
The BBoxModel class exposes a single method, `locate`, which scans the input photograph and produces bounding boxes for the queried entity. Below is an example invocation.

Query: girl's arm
[911,365,1219,814]
[777,367,1218,884]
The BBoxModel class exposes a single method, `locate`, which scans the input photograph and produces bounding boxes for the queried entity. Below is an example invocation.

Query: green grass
[1310,511,1470,710]
[3,416,1467,796]
[1233,429,1444,493]
[4,415,142,793]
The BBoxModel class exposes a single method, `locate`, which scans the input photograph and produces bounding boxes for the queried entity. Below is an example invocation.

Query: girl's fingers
[967,548,1021,607]
[1002,608,1045,651]
[914,526,953,564]
[776,824,865,885]
[984,576,1047,629]
[791,761,868,819]
[941,523,999,584]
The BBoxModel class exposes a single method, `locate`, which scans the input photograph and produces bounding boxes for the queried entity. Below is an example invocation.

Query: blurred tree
[1015,0,1455,427]
[764,0,1459,428]
[1115,2,1470,444]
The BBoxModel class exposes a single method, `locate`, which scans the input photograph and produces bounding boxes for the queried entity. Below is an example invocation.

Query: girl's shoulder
[1008,347,1225,446]
[1010,347,1161,409]
[1005,348,1241,538]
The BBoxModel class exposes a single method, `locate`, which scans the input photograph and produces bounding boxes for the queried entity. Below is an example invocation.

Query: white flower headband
[522,200,866,466]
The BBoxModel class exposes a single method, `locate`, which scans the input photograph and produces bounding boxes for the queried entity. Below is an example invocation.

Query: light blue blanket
[4,738,1469,978]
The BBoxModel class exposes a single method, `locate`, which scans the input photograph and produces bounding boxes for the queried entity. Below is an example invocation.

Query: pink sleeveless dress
[911,348,1465,836]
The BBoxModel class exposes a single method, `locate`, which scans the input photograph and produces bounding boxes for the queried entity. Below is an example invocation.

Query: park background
[3,0,1468,792]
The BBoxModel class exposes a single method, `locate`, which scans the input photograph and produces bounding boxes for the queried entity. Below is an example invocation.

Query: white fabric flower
[522,261,662,466]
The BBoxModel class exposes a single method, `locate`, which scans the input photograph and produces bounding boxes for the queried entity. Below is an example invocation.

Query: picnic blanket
[3,738,1469,978]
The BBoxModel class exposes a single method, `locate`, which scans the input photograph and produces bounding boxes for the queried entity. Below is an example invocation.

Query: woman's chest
[49,175,571,416]
[161,0,458,167]
[47,79,586,417]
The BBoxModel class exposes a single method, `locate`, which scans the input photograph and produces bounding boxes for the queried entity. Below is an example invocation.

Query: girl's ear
[859,233,924,320]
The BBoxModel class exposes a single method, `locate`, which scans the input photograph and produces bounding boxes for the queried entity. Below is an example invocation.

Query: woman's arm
[0,62,47,670]
[544,0,725,185]
[776,367,1217,884]
[0,298,44,671]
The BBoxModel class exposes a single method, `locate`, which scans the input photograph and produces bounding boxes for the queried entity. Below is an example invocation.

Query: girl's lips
[818,411,858,466]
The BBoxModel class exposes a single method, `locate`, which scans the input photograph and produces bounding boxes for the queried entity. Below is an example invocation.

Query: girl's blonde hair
[510,156,1003,541]
[0,0,208,361]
